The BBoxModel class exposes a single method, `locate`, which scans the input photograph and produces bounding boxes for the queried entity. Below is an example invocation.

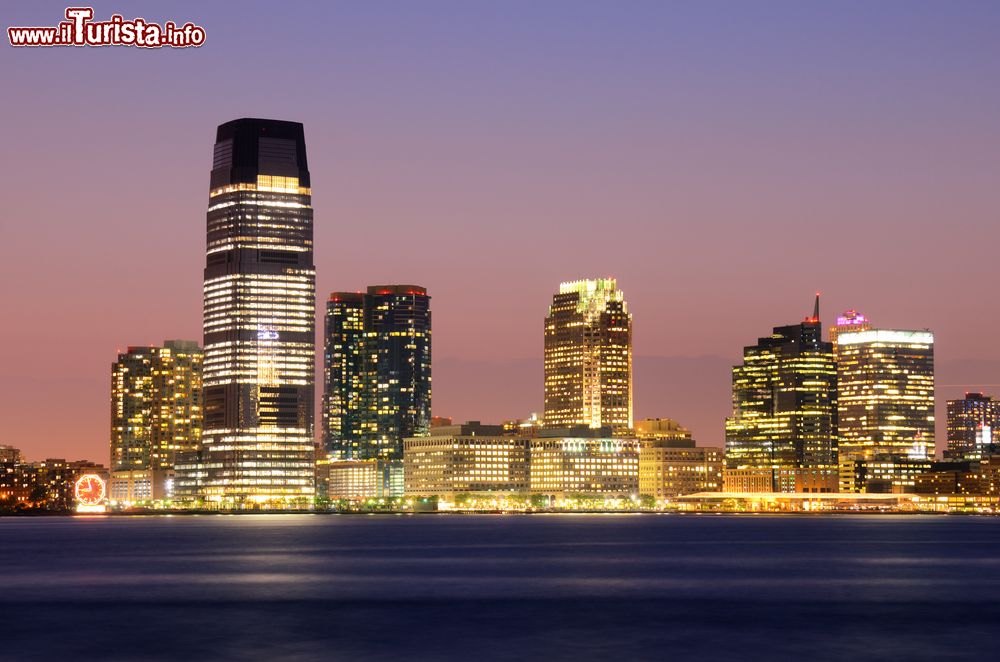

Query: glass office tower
[837,329,935,461]
[543,279,632,431]
[323,286,431,461]
[946,392,1000,460]
[195,118,316,505]
[725,298,838,470]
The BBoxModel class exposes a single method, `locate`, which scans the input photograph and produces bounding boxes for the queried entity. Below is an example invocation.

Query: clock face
[74,474,106,506]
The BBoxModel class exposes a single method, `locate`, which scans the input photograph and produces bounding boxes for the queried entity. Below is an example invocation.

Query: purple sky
[2,1,999,462]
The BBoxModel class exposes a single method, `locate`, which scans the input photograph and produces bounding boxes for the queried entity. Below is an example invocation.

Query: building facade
[639,441,723,498]
[404,423,529,498]
[528,436,639,498]
[543,279,632,431]
[319,459,402,500]
[839,457,934,493]
[323,285,431,461]
[946,392,1000,460]
[837,329,935,462]
[187,118,317,506]
[110,340,202,502]
[725,298,837,477]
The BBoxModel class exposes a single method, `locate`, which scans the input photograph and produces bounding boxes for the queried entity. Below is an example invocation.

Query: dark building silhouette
[324,286,431,462]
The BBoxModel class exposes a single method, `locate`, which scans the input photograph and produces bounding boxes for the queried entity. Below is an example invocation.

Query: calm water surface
[1,514,998,660]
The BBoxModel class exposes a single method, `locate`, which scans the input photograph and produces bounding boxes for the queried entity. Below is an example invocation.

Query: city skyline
[3,1,1000,462]
[5,5,1000,660]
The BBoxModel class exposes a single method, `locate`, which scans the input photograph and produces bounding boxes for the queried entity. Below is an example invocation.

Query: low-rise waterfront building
[529,432,639,499]
[839,457,934,493]
[722,467,837,494]
[319,458,403,499]
[913,458,1000,496]
[639,440,722,498]
[723,468,775,493]
[676,491,924,513]
[404,422,529,499]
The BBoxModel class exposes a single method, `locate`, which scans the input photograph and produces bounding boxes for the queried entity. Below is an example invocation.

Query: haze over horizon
[2,1,999,462]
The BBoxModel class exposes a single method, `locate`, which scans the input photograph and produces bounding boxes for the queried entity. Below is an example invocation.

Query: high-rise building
[110,341,203,501]
[190,118,317,506]
[323,285,431,462]
[946,392,1000,460]
[837,329,935,461]
[323,292,367,454]
[725,297,838,475]
[829,309,872,353]
[543,278,632,431]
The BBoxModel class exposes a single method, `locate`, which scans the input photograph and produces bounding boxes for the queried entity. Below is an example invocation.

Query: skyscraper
[837,328,935,461]
[110,340,202,501]
[323,285,431,461]
[543,278,632,431]
[194,118,316,505]
[946,392,1000,460]
[725,297,837,471]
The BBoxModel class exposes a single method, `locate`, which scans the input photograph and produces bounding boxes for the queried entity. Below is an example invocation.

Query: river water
[1,513,997,660]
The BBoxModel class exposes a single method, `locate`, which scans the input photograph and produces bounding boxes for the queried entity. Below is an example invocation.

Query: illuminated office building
[529,435,639,498]
[323,292,367,455]
[837,329,935,462]
[639,443,723,498]
[725,297,837,476]
[839,457,934,493]
[946,392,1000,460]
[634,418,722,497]
[189,118,317,505]
[318,458,402,500]
[110,341,203,501]
[324,285,431,462]
[543,278,632,431]
[404,423,528,499]
[829,309,871,353]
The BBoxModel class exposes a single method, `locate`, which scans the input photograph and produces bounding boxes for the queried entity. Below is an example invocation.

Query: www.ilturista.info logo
[8,7,205,48]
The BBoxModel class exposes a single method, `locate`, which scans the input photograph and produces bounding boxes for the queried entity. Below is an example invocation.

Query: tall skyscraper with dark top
[725,297,838,471]
[323,286,431,461]
[543,279,632,431]
[193,118,316,505]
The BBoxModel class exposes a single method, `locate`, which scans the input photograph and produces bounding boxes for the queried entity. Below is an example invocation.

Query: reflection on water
[1,514,998,660]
